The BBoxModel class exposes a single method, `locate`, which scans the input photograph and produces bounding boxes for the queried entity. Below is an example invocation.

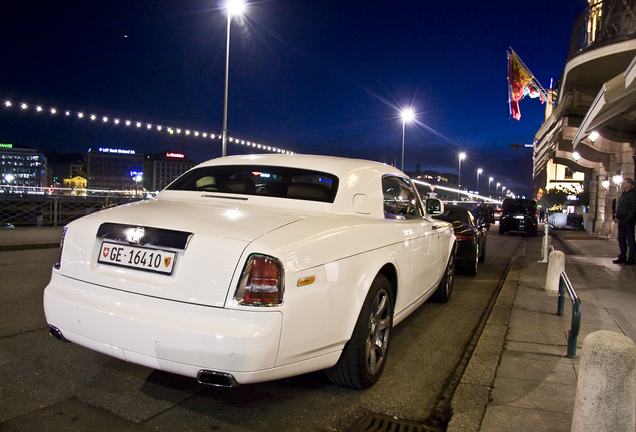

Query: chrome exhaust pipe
[197,370,239,388]
[48,325,67,341]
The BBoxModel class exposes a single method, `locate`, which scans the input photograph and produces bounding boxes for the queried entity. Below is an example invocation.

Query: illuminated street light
[222,0,247,158]
[476,168,483,194]
[400,108,415,172]
[489,177,493,197]
[496,182,501,198]
[458,152,466,200]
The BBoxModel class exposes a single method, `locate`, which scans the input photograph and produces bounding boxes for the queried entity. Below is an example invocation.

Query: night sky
[0,0,589,197]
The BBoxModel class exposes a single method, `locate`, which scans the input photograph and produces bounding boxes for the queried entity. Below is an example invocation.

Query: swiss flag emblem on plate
[102,247,110,257]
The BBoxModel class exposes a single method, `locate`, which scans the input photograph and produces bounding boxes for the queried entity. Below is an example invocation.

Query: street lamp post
[489,177,493,197]
[458,152,466,200]
[221,0,246,158]
[496,182,501,198]
[476,168,483,194]
[400,108,415,172]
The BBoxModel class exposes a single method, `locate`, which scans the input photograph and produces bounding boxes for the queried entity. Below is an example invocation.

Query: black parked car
[434,204,487,276]
[499,198,538,237]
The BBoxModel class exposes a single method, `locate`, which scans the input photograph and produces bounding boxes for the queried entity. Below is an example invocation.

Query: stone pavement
[448,226,636,432]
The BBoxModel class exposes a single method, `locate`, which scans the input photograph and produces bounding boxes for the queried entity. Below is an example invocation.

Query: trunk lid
[60,197,302,307]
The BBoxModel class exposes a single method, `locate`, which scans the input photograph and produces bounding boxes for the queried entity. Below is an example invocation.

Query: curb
[446,255,524,432]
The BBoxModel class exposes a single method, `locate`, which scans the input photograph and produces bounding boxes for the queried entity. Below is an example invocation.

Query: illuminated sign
[98,147,136,154]
[0,143,13,148]
[166,152,185,158]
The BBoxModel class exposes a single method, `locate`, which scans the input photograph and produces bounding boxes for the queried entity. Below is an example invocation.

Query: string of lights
[2,98,295,155]
[411,179,503,204]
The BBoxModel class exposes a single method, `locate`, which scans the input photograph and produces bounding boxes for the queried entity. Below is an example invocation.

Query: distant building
[0,143,46,189]
[63,171,88,195]
[86,147,144,191]
[143,151,196,192]
[45,151,85,187]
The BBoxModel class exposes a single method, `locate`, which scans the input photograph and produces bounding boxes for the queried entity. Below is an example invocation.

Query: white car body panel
[43,154,455,386]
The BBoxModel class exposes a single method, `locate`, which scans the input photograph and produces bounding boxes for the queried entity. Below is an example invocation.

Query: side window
[382,176,423,219]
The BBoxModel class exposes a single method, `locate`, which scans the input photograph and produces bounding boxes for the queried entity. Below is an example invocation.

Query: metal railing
[568,0,636,60]
[557,270,582,358]
[547,245,582,357]
[0,195,145,227]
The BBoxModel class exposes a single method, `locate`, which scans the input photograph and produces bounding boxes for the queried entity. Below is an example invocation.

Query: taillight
[53,226,68,270]
[455,233,472,241]
[234,254,284,306]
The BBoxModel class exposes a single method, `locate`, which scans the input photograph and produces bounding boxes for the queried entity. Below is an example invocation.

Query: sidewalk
[449,227,636,432]
[0,226,64,251]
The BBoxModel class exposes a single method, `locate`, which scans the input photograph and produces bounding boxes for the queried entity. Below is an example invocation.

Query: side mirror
[425,198,443,216]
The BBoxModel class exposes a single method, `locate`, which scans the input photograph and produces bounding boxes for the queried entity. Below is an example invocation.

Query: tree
[538,187,580,211]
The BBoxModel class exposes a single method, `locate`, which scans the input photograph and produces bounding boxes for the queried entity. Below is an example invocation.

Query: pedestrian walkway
[0,226,64,251]
[449,227,636,432]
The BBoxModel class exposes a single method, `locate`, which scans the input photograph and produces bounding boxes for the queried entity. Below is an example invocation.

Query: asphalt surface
[0,226,516,432]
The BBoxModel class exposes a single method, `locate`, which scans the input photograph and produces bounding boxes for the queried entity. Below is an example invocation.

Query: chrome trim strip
[96,223,192,250]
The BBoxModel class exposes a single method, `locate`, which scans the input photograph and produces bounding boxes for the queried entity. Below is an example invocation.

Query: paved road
[0,232,524,432]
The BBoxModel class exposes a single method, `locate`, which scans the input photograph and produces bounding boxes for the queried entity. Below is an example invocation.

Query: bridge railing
[0,194,145,227]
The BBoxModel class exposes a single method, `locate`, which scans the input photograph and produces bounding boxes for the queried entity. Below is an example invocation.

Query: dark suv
[499,198,538,237]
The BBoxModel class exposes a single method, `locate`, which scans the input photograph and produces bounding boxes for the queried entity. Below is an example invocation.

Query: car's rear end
[499,198,538,236]
[43,198,297,386]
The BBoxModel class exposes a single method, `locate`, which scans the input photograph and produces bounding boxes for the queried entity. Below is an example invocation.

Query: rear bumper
[43,271,286,384]
[500,217,537,233]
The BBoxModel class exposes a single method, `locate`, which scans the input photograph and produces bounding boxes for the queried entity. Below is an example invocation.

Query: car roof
[196,154,404,179]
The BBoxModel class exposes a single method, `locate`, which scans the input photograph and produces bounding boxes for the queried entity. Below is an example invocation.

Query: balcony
[535,0,636,173]
[568,0,636,60]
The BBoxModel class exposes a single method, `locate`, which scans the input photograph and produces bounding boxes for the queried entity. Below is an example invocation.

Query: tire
[326,274,394,389]
[466,243,478,276]
[431,249,456,303]
[499,225,505,235]
[478,240,486,263]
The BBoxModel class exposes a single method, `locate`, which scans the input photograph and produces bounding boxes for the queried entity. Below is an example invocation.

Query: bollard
[545,250,564,292]
[571,331,636,432]
[538,223,550,263]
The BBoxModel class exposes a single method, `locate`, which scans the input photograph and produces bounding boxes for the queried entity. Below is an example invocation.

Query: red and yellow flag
[508,53,534,120]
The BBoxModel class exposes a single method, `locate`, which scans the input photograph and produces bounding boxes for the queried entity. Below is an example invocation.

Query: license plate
[98,242,177,274]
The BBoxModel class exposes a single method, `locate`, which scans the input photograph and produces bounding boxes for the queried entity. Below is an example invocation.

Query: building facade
[534,0,636,234]
[86,147,144,191]
[143,151,196,192]
[0,143,46,189]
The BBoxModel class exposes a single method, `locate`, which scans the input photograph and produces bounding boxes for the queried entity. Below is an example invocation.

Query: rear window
[502,198,537,215]
[165,165,339,203]
[434,207,472,225]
